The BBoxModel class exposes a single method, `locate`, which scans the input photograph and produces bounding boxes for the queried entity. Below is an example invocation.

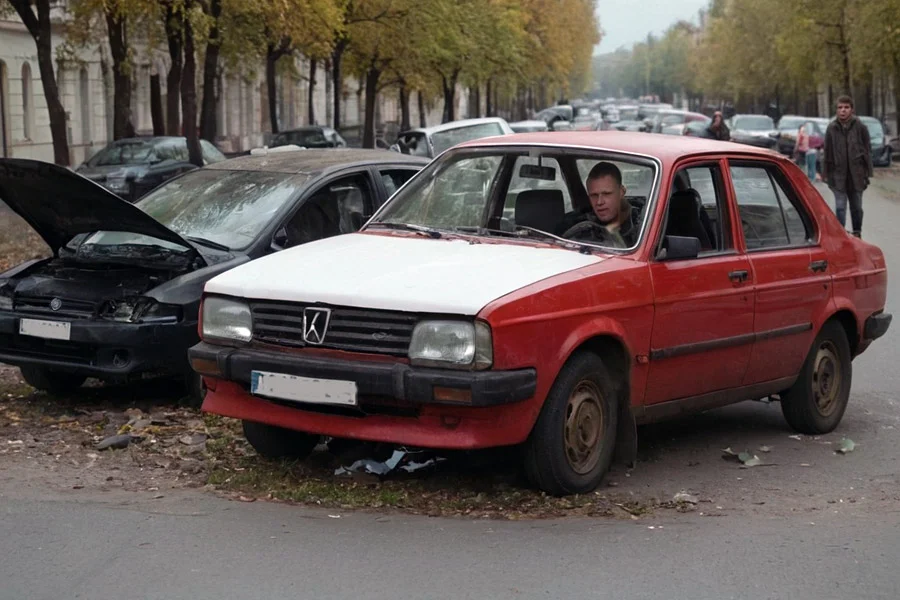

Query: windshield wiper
[367,222,442,239]
[513,226,595,254]
[184,236,230,251]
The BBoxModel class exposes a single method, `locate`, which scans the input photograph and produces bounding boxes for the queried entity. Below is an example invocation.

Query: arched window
[21,62,33,139]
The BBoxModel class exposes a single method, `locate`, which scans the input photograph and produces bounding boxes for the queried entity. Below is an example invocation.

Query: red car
[189,132,891,495]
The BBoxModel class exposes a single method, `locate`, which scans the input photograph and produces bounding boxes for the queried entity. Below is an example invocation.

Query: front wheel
[524,352,618,496]
[780,321,852,434]
[19,366,87,396]
[242,420,320,460]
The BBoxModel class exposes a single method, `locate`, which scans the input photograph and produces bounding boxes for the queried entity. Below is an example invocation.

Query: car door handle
[728,270,749,283]
[809,260,828,273]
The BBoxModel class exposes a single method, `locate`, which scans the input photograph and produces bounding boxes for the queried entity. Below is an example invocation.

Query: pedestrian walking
[823,95,873,238]
[794,122,817,182]
[707,111,730,141]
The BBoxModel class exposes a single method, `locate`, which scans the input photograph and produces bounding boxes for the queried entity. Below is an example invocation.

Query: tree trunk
[894,59,900,135]
[164,2,183,136]
[199,0,222,142]
[418,89,426,127]
[399,85,410,130]
[442,71,459,123]
[181,11,202,167]
[308,59,317,125]
[9,0,70,164]
[486,78,492,116]
[105,8,133,139]
[331,40,347,130]
[150,73,164,135]
[265,44,286,133]
[362,67,380,149]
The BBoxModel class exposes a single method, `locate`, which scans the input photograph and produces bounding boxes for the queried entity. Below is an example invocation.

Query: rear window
[431,123,506,155]
[86,141,157,166]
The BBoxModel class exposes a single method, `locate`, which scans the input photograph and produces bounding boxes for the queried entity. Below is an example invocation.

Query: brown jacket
[823,116,873,193]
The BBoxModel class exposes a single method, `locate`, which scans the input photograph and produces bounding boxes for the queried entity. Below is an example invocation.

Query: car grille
[250,301,417,356]
[14,295,97,319]
[0,333,97,365]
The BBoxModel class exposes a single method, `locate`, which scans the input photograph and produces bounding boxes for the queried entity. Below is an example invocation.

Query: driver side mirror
[658,235,701,261]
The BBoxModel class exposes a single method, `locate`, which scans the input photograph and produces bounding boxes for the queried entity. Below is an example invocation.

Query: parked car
[270,127,348,149]
[509,120,549,133]
[728,114,779,149]
[609,120,647,132]
[75,136,226,201]
[0,150,428,401]
[650,110,709,134]
[682,120,713,138]
[859,116,893,167]
[391,117,514,158]
[190,131,890,495]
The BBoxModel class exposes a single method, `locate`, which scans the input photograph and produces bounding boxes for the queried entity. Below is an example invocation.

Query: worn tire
[242,420,320,460]
[19,366,86,396]
[524,352,618,496]
[781,321,852,435]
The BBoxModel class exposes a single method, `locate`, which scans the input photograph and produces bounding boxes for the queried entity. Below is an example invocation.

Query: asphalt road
[2,173,900,600]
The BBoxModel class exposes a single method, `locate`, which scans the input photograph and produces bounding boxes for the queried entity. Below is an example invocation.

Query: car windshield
[272,129,331,148]
[396,132,430,157]
[778,117,807,131]
[81,169,308,251]
[85,140,159,166]
[735,116,775,131]
[861,118,884,138]
[369,148,657,251]
[431,123,507,155]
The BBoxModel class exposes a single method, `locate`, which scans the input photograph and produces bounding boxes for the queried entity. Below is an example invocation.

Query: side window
[505,156,573,225]
[663,165,729,253]
[730,163,812,250]
[278,174,373,249]
[380,169,418,199]
[200,140,226,164]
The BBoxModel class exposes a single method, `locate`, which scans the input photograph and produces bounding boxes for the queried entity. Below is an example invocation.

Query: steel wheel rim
[812,341,841,416]
[564,380,605,475]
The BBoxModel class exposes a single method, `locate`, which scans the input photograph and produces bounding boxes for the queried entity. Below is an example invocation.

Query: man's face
[587,175,626,224]
[837,102,853,121]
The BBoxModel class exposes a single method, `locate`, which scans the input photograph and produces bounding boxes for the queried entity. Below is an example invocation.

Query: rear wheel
[780,321,852,434]
[242,420,320,460]
[524,352,618,496]
[19,366,87,396]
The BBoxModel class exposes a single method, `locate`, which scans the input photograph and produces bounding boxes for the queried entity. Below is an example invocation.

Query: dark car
[860,116,893,167]
[0,150,428,402]
[270,127,348,149]
[728,114,778,149]
[75,137,226,201]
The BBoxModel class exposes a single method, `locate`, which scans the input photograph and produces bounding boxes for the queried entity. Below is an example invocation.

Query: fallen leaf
[789,434,803,441]
[836,438,856,454]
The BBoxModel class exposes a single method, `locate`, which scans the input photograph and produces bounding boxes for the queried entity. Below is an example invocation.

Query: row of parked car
[0,116,892,495]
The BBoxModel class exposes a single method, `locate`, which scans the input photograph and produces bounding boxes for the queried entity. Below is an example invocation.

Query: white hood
[205,233,603,315]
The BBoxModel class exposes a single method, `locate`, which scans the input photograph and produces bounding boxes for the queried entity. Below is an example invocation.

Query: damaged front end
[0,251,201,382]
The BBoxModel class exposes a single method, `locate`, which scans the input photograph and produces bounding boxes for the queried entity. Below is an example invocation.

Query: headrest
[669,188,702,216]
[514,189,566,231]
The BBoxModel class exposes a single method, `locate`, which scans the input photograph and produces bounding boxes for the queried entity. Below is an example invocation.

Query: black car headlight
[101,298,181,323]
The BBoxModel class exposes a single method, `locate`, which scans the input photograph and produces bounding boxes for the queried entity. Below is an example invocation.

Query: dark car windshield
[860,118,884,139]
[85,140,159,167]
[272,129,333,148]
[734,116,775,131]
[82,169,309,251]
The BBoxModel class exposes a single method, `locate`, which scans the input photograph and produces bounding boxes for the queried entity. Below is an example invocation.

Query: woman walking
[795,122,816,182]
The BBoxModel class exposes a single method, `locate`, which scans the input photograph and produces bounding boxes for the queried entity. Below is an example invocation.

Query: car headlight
[0,294,11,311]
[201,296,252,345]
[408,320,492,370]
[101,297,181,323]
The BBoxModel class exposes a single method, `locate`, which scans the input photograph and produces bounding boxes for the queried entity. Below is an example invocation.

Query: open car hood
[0,159,196,255]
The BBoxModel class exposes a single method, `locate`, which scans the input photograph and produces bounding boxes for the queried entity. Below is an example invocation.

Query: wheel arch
[827,308,860,357]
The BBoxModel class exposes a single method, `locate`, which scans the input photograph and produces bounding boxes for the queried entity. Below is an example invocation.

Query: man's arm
[861,123,874,177]
[822,125,833,183]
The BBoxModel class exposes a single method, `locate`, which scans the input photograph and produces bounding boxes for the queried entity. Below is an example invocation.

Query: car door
[645,159,756,404]
[727,160,831,386]
[273,170,377,250]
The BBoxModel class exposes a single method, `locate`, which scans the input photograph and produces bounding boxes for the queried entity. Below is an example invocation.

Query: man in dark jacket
[559,161,641,248]
[707,111,730,141]
[823,95,873,237]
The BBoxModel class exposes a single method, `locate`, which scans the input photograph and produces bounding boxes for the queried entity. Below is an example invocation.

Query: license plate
[19,318,71,341]
[250,371,357,407]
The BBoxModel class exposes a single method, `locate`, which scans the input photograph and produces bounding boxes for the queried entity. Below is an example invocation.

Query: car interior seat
[514,189,566,233]
[665,189,713,250]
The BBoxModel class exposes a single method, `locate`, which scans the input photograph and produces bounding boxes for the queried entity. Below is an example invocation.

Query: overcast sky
[596,0,709,53]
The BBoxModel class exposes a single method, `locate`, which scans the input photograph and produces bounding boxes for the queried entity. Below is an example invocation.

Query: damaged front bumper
[190,341,539,450]
[0,311,198,377]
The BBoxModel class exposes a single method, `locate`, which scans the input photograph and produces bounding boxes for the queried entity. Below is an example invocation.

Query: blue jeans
[804,150,817,181]
[832,187,863,234]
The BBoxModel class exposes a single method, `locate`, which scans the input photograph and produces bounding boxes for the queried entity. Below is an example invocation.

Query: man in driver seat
[561,161,640,248]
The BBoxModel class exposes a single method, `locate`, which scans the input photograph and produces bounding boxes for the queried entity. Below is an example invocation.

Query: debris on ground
[722,447,764,467]
[333,448,445,478]
[673,491,699,505]
[758,445,773,453]
[835,438,857,454]
[96,433,142,451]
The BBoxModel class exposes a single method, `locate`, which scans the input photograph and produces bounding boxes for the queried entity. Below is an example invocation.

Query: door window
[279,174,373,248]
[380,169,418,198]
[729,163,812,250]
[662,164,730,254]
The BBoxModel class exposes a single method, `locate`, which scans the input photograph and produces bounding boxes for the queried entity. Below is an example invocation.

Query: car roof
[277,126,333,133]
[401,117,510,135]
[108,136,184,145]
[457,130,786,164]
[205,148,429,175]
